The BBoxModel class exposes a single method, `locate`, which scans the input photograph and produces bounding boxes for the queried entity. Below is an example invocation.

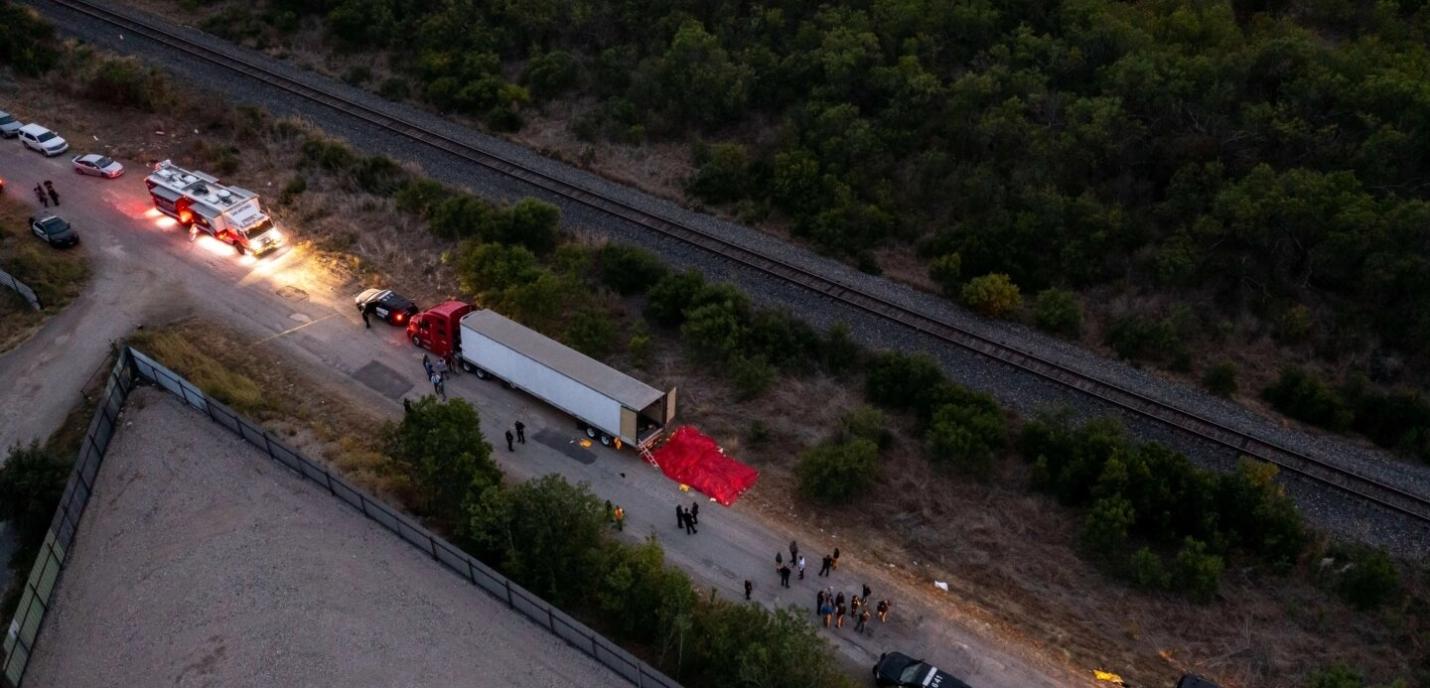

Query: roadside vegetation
[0,196,90,353]
[2,11,1422,684]
[166,0,1430,465]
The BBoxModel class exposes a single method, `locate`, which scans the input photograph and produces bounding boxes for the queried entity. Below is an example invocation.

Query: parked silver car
[71,153,125,178]
[0,110,20,138]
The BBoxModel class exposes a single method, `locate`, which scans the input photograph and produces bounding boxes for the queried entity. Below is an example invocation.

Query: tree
[394,178,449,218]
[864,351,947,415]
[455,241,539,295]
[1203,361,1238,397]
[681,300,746,363]
[1080,496,1135,559]
[925,401,1006,477]
[565,307,618,359]
[928,253,962,296]
[386,397,500,528]
[1128,547,1170,590]
[651,20,751,128]
[1173,537,1224,602]
[598,244,669,296]
[688,142,750,204]
[796,437,880,503]
[645,270,706,326]
[430,193,500,240]
[729,354,776,400]
[522,50,580,100]
[0,442,70,546]
[465,474,605,606]
[1033,288,1083,338]
[961,273,1023,318]
[500,197,561,254]
[1337,547,1400,611]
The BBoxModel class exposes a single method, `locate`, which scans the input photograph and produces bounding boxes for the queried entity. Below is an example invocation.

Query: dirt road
[0,144,1086,687]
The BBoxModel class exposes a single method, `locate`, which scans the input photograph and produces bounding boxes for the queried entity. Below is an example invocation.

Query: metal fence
[0,267,40,311]
[1,346,680,688]
[2,348,133,687]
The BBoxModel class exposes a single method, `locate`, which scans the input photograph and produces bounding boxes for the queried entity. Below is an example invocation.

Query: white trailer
[457,309,676,449]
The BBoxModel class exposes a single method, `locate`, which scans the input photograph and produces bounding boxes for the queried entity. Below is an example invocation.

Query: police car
[873,652,972,688]
[355,288,418,326]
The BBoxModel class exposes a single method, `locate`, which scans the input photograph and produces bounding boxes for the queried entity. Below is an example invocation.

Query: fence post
[324,471,336,496]
[466,559,476,584]
[548,607,555,632]
[505,579,513,608]
[429,535,438,561]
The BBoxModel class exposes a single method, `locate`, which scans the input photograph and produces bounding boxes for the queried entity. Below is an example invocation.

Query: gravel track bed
[20,387,625,688]
[34,0,1430,556]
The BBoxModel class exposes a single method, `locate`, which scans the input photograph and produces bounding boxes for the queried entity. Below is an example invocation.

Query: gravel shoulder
[20,387,625,688]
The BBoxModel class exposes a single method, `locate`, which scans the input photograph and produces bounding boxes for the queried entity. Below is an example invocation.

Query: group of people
[504,421,525,451]
[816,584,890,633]
[33,180,59,207]
[421,354,449,400]
[675,502,700,534]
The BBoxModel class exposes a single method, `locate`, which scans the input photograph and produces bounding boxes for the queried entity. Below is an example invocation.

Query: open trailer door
[665,387,678,425]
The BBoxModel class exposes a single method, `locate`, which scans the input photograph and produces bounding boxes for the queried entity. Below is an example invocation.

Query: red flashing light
[179,210,193,224]
[395,313,406,322]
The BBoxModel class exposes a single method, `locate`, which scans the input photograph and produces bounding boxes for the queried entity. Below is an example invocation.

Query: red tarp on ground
[650,426,759,506]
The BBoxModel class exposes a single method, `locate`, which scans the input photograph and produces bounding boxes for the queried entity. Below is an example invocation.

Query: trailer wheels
[585,426,597,440]
[600,434,613,447]
[411,335,422,348]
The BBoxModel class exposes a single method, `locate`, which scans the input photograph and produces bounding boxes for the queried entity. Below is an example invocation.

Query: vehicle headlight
[267,229,283,243]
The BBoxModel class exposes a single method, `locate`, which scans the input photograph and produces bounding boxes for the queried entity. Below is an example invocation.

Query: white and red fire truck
[145,160,285,255]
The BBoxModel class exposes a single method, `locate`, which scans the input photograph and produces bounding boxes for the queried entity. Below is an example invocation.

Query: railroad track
[48,0,1430,526]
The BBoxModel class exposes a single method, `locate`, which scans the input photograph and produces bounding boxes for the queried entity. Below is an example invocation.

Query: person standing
[613,505,625,531]
[856,607,871,633]
[744,579,753,601]
[797,555,806,580]
[819,554,832,577]
[361,304,371,328]
[832,547,841,571]
[684,508,697,535]
[778,563,791,588]
[34,184,47,208]
[505,429,515,452]
[835,591,845,610]
[835,600,847,629]
[43,180,58,207]
[877,599,890,622]
[820,598,833,628]
[422,354,434,379]
[675,505,685,530]
[862,583,871,601]
[775,552,783,567]
[690,501,699,525]
[431,371,446,400]
[789,540,799,564]
[816,589,826,615]
[515,421,526,444]
[851,594,862,620]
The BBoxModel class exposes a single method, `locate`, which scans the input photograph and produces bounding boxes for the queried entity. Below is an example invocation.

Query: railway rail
[48,0,1430,526]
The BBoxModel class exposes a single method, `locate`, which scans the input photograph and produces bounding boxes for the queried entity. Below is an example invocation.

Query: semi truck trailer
[408,302,676,450]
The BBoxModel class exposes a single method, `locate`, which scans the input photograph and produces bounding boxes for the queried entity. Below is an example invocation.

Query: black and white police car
[29,215,79,248]
[355,288,418,326]
[873,652,973,688]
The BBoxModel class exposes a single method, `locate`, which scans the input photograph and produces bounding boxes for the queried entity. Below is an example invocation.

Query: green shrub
[386,397,500,529]
[522,50,581,100]
[681,300,746,363]
[86,57,173,111]
[822,323,862,374]
[1128,547,1171,590]
[796,437,880,503]
[1106,314,1178,363]
[455,241,540,294]
[0,2,59,75]
[1203,361,1238,397]
[961,273,1023,318]
[864,352,948,417]
[565,307,618,359]
[429,193,500,240]
[928,253,962,296]
[598,244,668,296]
[1336,547,1400,611]
[394,178,450,218]
[729,354,776,400]
[628,327,652,369]
[1173,538,1224,603]
[465,474,605,607]
[379,76,412,100]
[688,142,750,204]
[925,400,1006,477]
[500,197,561,254]
[1263,367,1353,432]
[1080,496,1135,558]
[744,308,821,372]
[342,64,373,85]
[279,176,307,204]
[645,270,706,326]
[1275,304,1315,343]
[352,155,406,195]
[300,137,358,172]
[839,406,891,449]
[0,442,70,549]
[1033,288,1083,338]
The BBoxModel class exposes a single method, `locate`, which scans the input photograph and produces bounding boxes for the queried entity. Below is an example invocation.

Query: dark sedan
[355,288,418,326]
[873,652,972,688]
[29,215,79,248]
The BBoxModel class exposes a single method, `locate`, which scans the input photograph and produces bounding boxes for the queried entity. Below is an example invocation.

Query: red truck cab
[406,300,475,359]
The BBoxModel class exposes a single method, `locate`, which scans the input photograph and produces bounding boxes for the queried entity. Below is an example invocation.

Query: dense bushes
[961,273,1022,319]
[796,407,888,503]
[1032,289,1083,338]
[0,2,58,75]
[1023,414,1307,598]
[385,397,501,530]
[1264,368,1430,461]
[0,441,71,618]
[459,471,854,688]
[85,57,174,112]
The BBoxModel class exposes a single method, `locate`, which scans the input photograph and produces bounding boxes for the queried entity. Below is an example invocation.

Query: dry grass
[127,319,406,501]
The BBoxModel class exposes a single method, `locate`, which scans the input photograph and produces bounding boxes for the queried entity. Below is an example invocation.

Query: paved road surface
[0,145,1083,687]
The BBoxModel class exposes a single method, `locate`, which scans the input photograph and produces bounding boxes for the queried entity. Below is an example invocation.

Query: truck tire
[474,367,489,380]
[411,335,422,348]
[585,426,598,440]
[600,434,613,447]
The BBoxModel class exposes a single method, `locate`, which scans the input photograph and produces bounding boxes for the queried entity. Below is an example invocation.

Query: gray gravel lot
[29,0,1430,556]
[21,388,624,688]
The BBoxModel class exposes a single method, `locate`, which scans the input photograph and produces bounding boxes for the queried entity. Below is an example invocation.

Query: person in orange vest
[612,505,625,531]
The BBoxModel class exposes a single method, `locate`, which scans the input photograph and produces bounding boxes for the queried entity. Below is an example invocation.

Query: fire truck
[144,160,285,255]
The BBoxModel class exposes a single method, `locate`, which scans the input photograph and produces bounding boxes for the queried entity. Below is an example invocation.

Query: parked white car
[17,123,68,156]
[0,110,21,138]
[71,153,124,178]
